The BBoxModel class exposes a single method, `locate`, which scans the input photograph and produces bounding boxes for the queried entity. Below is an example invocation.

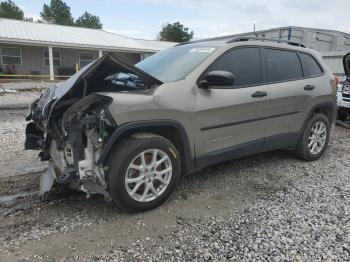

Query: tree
[40,0,74,26]
[157,22,194,42]
[0,0,24,20]
[75,12,102,29]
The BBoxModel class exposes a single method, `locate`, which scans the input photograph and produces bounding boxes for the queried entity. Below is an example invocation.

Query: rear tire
[106,134,181,212]
[295,113,330,161]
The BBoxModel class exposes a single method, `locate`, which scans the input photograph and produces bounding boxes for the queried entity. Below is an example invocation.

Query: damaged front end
[25,53,162,199]
[43,94,115,199]
[27,93,116,199]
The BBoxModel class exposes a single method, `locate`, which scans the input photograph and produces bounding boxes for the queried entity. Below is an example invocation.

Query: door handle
[304,85,315,91]
[251,91,267,98]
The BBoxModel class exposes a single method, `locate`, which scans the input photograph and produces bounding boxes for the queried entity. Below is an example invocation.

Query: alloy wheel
[125,149,172,202]
[308,121,327,155]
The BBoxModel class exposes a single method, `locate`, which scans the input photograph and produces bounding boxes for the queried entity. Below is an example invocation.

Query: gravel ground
[0,81,51,91]
[0,82,45,109]
[0,108,46,178]
[88,126,350,262]
[0,87,46,178]
[0,91,42,109]
[0,94,350,261]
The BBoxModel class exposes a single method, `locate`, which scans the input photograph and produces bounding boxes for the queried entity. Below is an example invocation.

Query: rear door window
[208,47,262,87]
[263,48,303,83]
[299,53,323,78]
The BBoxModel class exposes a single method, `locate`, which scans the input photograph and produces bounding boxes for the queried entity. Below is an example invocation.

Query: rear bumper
[332,102,337,128]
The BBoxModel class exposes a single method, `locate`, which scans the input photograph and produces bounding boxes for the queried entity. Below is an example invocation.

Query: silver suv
[25,37,337,211]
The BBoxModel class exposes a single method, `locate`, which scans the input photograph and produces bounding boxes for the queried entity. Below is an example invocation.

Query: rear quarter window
[299,53,323,78]
[263,48,303,83]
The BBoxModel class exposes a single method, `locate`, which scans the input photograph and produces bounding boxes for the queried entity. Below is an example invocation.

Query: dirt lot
[0,90,350,261]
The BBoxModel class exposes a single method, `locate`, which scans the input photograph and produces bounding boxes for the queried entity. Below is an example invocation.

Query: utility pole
[253,22,257,37]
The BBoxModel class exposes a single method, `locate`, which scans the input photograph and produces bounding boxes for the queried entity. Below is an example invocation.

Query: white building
[211,26,350,76]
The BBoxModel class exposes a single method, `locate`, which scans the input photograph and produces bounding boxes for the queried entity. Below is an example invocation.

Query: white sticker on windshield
[189,47,215,53]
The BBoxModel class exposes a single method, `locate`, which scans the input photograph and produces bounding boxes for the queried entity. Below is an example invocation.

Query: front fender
[97,120,195,173]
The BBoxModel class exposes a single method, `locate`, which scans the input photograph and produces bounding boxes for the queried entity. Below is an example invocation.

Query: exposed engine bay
[42,94,115,199]
[24,53,162,199]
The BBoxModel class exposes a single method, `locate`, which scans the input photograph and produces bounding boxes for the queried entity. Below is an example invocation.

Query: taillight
[331,76,338,96]
[335,75,339,86]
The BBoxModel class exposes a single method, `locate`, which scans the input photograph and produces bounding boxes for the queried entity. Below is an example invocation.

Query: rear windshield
[135,45,217,82]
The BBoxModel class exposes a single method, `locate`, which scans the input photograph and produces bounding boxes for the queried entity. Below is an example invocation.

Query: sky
[12,0,350,40]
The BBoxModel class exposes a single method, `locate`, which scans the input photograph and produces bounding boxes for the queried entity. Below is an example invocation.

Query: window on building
[1,47,22,65]
[299,53,323,78]
[43,50,61,67]
[263,48,303,82]
[79,53,95,68]
[208,47,262,87]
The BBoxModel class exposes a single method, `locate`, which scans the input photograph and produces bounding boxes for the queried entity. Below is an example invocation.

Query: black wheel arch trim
[97,120,195,173]
[299,101,336,139]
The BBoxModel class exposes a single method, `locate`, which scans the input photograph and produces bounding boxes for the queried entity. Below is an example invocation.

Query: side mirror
[199,71,235,89]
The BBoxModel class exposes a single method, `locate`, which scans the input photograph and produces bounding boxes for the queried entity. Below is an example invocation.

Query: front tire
[295,113,330,161]
[106,134,181,212]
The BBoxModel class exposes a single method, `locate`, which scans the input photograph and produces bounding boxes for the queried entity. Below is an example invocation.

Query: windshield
[135,45,217,82]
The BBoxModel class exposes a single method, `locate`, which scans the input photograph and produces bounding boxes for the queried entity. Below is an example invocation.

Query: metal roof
[0,18,173,52]
[135,39,177,50]
[321,51,349,58]
[206,26,350,41]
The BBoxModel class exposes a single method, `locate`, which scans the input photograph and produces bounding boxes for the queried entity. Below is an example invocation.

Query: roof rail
[174,36,232,46]
[175,39,210,46]
[227,37,307,48]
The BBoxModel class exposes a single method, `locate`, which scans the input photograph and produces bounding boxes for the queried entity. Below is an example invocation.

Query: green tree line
[0,0,102,29]
[0,0,194,42]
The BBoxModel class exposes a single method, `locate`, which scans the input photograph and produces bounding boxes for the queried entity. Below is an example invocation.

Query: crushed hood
[52,52,163,100]
[344,52,350,76]
[28,52,162,130]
